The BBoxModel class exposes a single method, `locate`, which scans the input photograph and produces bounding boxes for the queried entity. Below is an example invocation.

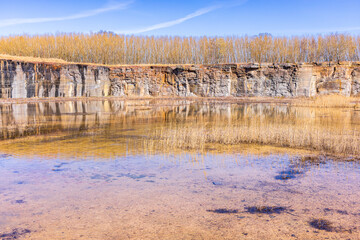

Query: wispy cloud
[116,6,220,35]
[0,1,133,28]
[115,0,248,34]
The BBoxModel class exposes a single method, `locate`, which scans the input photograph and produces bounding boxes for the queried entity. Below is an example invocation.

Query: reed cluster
[0,33,359,65]
[150,116,360,157]
[293,94,360,108]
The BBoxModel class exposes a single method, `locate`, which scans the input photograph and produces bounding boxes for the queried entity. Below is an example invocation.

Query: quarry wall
[1,60,360,99]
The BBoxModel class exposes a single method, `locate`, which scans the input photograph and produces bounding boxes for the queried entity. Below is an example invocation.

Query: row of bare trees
[0,33,359,65]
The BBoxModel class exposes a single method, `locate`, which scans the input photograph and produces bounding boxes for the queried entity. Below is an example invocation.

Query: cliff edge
[1,59,360,99]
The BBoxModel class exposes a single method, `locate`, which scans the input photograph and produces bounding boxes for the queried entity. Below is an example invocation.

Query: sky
[0,0,359,37]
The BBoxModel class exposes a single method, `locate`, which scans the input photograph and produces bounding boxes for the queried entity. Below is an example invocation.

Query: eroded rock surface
[1,60,360,99]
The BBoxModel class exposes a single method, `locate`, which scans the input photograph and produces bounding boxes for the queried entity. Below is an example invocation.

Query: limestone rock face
[351,67,360,96]
[1,59,360,99]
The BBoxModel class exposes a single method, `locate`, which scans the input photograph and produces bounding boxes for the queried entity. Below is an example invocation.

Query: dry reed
[293,94,359,108]
[149,116,360,157]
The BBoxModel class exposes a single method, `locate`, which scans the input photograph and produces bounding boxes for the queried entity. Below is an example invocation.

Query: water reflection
[0,100,360,158]
[0,100,360,239]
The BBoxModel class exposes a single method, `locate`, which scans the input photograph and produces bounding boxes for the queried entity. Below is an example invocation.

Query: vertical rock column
[0,61,5,98]
[296,64,316,97]
[12,63,27,98]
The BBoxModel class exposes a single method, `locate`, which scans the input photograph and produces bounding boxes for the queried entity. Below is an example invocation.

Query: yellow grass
[0,54,193,67]
[293,94,360,108]
[0,54,69,64]
[149,114,360,157]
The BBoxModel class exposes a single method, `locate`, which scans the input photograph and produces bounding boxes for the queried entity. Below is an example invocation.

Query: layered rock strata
[1,60,359,99]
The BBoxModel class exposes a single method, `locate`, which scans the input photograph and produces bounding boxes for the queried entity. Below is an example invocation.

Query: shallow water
[0,100,360,240]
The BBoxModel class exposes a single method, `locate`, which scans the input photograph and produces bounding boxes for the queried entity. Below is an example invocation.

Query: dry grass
[0,54,68,65]
[148,116,360,157]
[293,94,360,108]
[0,54,192,67]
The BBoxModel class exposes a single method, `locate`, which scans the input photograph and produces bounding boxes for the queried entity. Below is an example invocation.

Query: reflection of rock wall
[1,100,360,140]
[0,100,182,139]
[1,60,360,99]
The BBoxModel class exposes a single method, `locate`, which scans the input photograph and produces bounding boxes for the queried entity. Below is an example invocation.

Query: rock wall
[1,60,360,99]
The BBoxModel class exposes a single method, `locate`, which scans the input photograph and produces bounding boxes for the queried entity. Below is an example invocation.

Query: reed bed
[293,94,360,108]
[149,116,360,157]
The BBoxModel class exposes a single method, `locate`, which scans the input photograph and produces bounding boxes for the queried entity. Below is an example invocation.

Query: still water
[0,100,359,240]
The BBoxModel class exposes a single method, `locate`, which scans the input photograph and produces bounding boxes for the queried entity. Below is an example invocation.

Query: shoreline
[0,96,294,104]
[0,96,359,108]
[2,54,360,68]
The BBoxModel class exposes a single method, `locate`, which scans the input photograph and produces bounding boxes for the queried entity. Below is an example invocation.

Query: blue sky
[0,0,359,36]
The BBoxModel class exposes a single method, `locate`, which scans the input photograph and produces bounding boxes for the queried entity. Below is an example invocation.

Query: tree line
[0,33,359,65]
